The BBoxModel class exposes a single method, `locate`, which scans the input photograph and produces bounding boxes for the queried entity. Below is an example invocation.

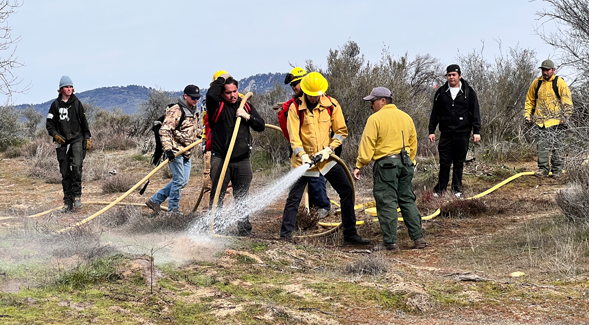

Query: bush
[0,105,23,151]
[101,174,138,194]
[28,142,62,183]
[343,255,388,275]
[556,165,589,224]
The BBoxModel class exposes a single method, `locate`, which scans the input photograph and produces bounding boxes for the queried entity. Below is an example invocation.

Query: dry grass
[296,205,319,230]
[556,165,589,224]
[101,174,137,193]
[28,142,62,184]
[343,254,388,275]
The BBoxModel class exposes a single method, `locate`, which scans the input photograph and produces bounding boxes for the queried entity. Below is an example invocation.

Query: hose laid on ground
[209,92,253,235]
[318,171,536,228]
[56,139,203,233]
[294,153,354,239]
[0,202,170,221]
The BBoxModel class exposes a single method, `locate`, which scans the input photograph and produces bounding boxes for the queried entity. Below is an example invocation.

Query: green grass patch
[248,241,269,253]
[131,154,150,162]
[51,255,125,291]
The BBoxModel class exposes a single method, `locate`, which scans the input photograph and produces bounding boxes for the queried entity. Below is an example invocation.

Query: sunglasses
[290,80,301,87]
[189,96,199,101]
[370,97,381,103]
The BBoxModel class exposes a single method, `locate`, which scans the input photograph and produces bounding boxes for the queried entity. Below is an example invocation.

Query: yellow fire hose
[0,202,170,222]
[55,139,203,233]
[209,92,253,236]
[318,171,536,227]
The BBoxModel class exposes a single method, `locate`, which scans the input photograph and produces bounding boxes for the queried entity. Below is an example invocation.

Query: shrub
[0,105,23,151]
[101,174,138,194]
[556,165,589,224]
[28,142,62,183]
[343,255,388,275]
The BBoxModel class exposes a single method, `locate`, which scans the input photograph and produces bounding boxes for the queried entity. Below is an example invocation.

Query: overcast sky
[7,0,559,105]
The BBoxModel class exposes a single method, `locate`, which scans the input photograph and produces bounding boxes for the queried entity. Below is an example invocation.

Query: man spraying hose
[279,72,369,245]
[278,67,332,219]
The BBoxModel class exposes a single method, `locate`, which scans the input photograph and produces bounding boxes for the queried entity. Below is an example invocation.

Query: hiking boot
[551,171,562,179]
[145,200,161,212]
[343,235,370,245]
[373,242,399,252]
[414,238,428,249]
[534,170,549,177]
[59,203,73,213]
[237,220,252,237]
[279,236,295,244]
[73,197,82,208]
[167,209,181,217]
[317,208,329,219]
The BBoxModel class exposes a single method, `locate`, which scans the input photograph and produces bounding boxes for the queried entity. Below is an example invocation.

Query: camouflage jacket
[160,99,201,159]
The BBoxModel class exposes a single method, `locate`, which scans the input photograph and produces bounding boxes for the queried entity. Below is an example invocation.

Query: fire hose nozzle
[309,154,322,166]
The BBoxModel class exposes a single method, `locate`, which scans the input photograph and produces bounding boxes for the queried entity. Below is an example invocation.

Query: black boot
[237,219,252,237]
[344,234,370,245]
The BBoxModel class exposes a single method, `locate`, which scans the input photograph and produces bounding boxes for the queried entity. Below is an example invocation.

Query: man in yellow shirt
[280,72,369,245]
[353,87,426,251]
[524,59,573,178]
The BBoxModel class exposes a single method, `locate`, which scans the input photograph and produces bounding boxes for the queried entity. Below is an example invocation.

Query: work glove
[236,107,250,120]
[316,147,333,163]
[83,139,92,150]
[300,153,312,165]
[219,73,232,82]
[165,150,176,162]
[54,134,65,144]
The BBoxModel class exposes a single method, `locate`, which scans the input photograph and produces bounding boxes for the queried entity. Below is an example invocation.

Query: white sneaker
[433,193,440,198]
[317,208,329,219]
[454,192,462,198]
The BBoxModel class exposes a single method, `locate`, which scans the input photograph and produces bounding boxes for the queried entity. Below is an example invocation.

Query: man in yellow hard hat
[353,87,426,251]
[280,67,331,219]
[280,72,369,245]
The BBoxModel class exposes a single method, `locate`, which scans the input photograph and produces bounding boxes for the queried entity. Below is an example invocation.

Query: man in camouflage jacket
[146,85,202,214]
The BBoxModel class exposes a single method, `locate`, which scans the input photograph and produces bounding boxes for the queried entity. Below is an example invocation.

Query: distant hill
[16,73,288,114]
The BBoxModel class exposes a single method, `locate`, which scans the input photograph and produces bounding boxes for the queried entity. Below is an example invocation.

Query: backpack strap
[532,76,561,116]
[213,102,224,123]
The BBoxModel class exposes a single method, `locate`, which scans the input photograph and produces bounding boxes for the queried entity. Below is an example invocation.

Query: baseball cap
[184,84,201,98]
[539,59,555,69]
[363,87,392,101]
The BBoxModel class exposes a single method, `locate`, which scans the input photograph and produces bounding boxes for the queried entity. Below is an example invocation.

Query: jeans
[56,141,86,204]
[308,174,331,210]
[281,164,358,239]
[151,155,191,212]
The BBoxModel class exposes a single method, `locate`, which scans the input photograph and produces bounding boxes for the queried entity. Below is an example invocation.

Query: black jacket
[428,79,481,135]
[46,94,91,144]
[206,78,265,162]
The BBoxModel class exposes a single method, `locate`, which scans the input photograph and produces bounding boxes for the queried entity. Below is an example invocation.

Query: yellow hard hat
[212,70,228,81]
[300,72,328,96]
[284,67,308,85]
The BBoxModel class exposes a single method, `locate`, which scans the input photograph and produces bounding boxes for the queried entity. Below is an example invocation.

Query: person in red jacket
[278,67,331,218]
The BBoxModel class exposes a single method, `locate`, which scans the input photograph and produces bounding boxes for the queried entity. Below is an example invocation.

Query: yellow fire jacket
[356,104,417,169]
[524,75,573,128]
[287,95,346,176]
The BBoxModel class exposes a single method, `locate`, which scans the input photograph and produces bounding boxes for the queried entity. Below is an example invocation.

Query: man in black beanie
[428,64,481,198]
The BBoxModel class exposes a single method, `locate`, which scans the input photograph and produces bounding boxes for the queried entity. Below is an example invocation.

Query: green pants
[535,125,564,174]
[373,157,423,244]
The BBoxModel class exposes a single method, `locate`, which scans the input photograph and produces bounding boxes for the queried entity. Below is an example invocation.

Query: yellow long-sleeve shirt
[356,104,417,169]
[524,75,573,128]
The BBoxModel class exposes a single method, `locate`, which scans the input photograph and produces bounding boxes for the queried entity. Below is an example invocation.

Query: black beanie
[446,64,461,75]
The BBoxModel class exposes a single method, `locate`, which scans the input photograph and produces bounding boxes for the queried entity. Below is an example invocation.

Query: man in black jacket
[206,73,265,236]
[46,76,92,212]
[428,65,481,197]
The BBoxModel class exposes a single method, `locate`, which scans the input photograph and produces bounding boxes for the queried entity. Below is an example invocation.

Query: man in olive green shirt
[353,87,426,251]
